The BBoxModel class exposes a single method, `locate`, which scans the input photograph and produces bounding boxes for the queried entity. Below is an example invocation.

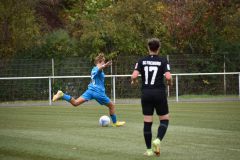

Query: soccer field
[0,102,239,160]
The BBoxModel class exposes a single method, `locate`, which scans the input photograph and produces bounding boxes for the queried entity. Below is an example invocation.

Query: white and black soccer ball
[99,115,110,127]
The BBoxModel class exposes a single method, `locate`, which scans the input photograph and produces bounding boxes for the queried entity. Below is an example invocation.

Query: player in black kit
[131,38,172,156]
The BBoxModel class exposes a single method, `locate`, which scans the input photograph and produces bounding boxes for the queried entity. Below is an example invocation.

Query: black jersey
[134,55,170,90]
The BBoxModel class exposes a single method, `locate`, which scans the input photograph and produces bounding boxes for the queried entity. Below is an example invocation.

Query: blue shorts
[81,89,110,105]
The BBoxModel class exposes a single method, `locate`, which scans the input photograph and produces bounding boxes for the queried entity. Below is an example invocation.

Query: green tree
[0,0,40,58]
[64,0,173,57]
[19,29,79,58]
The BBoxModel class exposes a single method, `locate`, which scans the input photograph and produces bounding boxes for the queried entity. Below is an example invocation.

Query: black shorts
[141,89,169,116]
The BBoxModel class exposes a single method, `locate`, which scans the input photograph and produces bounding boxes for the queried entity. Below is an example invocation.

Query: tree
[0,0,40,58]
[63,0,173,57]
[162,0,240,55]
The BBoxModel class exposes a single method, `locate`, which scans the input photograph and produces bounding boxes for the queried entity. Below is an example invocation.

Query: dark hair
[148,38,161,52]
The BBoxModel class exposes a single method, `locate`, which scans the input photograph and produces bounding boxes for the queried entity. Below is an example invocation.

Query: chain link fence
[0,54,239,104]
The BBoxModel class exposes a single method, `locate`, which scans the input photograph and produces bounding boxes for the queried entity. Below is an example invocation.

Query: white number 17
[144,66,158,85]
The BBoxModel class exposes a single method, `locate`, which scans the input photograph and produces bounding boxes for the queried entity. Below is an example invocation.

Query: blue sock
[62,94,72,102]
[110,114,117,123]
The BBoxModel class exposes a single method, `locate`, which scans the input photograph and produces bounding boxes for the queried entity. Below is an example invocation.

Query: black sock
[157,120,169,141]
[144,122,152,149]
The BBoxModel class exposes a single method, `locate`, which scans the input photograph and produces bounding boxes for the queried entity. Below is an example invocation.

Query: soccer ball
[99,115,110,127]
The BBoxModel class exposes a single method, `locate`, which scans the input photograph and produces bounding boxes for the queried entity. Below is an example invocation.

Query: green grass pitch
[0,102,240,160]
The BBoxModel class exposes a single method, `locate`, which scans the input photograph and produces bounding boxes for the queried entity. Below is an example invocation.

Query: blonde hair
[94,53,105,64]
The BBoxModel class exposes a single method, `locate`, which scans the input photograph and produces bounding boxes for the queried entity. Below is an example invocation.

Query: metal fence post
[49,77,52,106]
[239,73,240,100]
[52,58,54,77]
[167,55,170,97]
[52,58,55,85]
[113,76,116,104]
[111,64,113,99]
[176,75,179,102]
[50,58,54,106]
[223,55,226,95]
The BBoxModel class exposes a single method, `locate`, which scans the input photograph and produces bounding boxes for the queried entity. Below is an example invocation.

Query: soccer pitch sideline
[0,102,239,160]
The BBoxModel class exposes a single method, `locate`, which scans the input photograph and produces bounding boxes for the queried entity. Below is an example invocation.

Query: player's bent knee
[144,115,153,122]
[70,101,78,107]
[106,102,114,109]
[72,97,86,107]
[70,100,81,107]
[72,103,79,107]
[160,114,170,120]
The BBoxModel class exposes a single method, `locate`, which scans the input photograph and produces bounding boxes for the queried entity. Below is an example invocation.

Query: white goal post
[0,72,239,105]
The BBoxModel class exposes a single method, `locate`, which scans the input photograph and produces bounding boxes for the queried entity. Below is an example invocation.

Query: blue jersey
[88,66,105,93]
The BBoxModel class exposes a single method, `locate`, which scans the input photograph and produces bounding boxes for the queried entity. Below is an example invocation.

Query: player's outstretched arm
[98,60,112,70]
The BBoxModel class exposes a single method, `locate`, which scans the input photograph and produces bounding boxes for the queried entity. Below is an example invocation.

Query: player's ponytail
[95,53,105,64]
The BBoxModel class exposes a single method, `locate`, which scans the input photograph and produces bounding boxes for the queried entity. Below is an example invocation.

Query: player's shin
[144,121,153,149]
[157,119,169,140]
[110,114,117,124]
[62,94,72,102]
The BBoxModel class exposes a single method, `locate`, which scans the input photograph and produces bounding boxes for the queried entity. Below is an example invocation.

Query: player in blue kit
[52,53,125,127]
